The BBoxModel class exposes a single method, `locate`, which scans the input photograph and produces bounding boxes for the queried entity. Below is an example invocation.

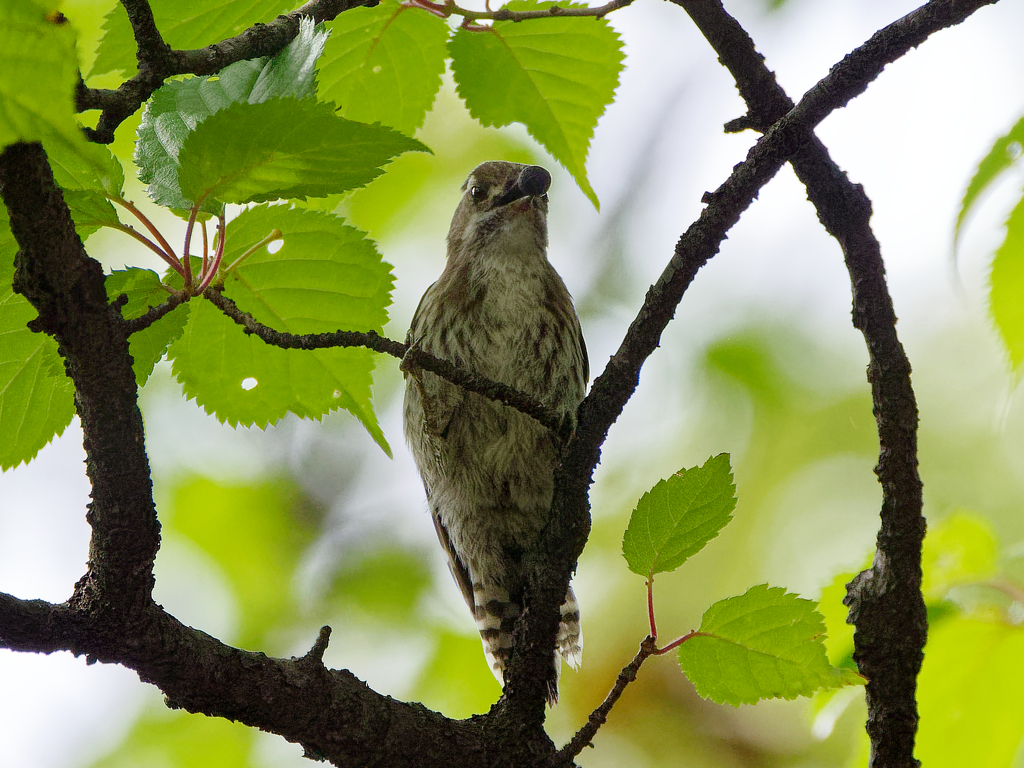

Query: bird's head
[447,162,552,261]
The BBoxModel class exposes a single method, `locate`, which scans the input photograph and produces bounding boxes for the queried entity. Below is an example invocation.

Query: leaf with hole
[167,205,393,453]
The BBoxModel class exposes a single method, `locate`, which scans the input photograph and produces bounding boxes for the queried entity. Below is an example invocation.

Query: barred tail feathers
[471,581,582,705]
[557,586,583,669]
[471,580,518,684]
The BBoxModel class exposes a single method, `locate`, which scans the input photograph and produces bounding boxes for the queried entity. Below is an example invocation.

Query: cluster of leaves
[0,0,625,469]
[91,0,623,207]
[621,454,862,705]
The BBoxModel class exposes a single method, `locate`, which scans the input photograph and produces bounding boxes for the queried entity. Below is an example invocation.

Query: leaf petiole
[654,630,702,656]
[647,578,657,639]
[106,222,186,277]
[111,197,181,265]
[182,200,200,289]
[195,211,227,294]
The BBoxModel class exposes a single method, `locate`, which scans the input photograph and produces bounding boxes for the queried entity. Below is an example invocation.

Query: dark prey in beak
[494,165,551,207]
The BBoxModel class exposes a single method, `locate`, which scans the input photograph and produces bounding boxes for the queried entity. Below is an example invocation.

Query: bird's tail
[473,582,582,706]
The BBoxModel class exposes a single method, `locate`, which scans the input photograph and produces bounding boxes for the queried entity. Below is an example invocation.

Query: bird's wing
[431,507,475,611]
[406,282,464,438]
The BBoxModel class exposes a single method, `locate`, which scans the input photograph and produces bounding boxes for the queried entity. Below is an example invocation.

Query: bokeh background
[3,0,1024,765]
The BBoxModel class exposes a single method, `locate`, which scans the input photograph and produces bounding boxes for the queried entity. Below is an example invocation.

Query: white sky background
[3,0,1024,765]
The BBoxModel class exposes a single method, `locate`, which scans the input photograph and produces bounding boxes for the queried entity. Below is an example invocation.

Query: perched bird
[403,161,588,703]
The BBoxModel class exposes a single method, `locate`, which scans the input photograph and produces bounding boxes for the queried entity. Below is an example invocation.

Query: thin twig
[113,197,179,263]
[646,580,656,638]
[108,221,183,275]
[122,291,185,334]
[195,210,226,294]
[182,201,201,289]
[554,636,657,763]
[402,0,634,24]
[78,0,379,143]
[203,288,565,431]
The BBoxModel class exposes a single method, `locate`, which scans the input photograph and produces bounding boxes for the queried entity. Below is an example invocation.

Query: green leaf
[449,2,623,209]
[955,115,1024,249]
[167,205,393,453]
[0,0,85,152]
[47,137,125,196]
[90,0,296,78]
[319,0,450,136]
[59,190,120,238]
[678,584,864,707]
[622,454,736,578]
[42,129,125,235]
[177,97,429,206]
[249,18,330,103]
[990,192,1024,371]
[105,268,189,387]
[135,19,329,211]
[0,211,76,470]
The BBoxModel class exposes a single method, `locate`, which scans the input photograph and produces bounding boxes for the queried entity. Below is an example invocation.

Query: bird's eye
[469,185,487,201]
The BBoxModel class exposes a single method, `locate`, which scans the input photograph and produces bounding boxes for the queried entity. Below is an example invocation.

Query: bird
[403,161,588,704]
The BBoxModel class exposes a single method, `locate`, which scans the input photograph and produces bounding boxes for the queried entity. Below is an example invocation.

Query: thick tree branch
[0,590,486,767]
[0,143,159,611]
[78,0,379,143]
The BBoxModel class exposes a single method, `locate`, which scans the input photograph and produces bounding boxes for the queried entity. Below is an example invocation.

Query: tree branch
[510,0,997,752]
[402,0,634,25]
[0,590,488,767]
[668,0,970,763]
[554,637,657,764]
[202,287,566,432]
[0,142,159,610]
[78,0,379,143]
